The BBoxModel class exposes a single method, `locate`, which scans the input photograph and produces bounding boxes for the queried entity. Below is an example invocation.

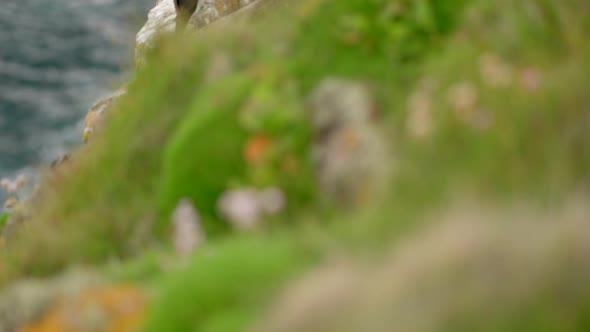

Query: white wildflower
[258,187,286,215]
[217,186,287,230]
[172,198,205,257]
[217,188,261,230]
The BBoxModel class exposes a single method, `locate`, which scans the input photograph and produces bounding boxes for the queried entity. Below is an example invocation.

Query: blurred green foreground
[1,0,589,331]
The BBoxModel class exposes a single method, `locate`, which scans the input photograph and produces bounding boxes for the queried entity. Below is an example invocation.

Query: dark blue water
[0,0,151,183]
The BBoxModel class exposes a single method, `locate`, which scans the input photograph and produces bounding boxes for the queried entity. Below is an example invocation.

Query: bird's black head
[174,0,199,14]
[174,0,200,31]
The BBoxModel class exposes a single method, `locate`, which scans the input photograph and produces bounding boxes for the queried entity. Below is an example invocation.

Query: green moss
[157,75,253,234]
[142,234,312,332]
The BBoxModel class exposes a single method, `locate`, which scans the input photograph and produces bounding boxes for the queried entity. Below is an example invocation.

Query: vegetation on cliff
[1,0,589,331]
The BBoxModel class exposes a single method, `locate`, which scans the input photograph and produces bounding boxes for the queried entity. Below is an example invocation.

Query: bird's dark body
[174,0,200,30]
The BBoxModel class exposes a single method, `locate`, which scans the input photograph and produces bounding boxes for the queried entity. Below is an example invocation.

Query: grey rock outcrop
[83,88,127,143]
[0,270,102,332]
[135,0,262,68]
[258,200,590,332]
[308,78,391,207]
[135,0,177,67]
[188,0,259,29]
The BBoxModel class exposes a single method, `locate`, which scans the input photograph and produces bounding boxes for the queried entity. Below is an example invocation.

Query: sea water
[0,0,151,200]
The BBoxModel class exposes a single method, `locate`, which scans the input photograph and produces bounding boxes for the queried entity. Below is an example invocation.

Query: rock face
[258,201,590,332]
[308,78,391,207]
[135,0,177,68]
[83,88,127,143]
[97,0,262,143]
[135,0,261,68]
[187,0,259,29]
[0,269,148,332]
[0,270,102,332]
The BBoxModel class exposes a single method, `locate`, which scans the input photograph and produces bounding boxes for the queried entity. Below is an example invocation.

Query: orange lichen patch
[244,134,272,164]
[22,285,148,332]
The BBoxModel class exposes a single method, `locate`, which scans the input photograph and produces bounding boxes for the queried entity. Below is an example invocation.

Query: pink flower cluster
[217,187,286,230]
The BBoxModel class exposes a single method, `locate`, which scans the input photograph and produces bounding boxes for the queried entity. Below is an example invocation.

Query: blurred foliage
[0,0,589,330]
[143,234,314,332]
